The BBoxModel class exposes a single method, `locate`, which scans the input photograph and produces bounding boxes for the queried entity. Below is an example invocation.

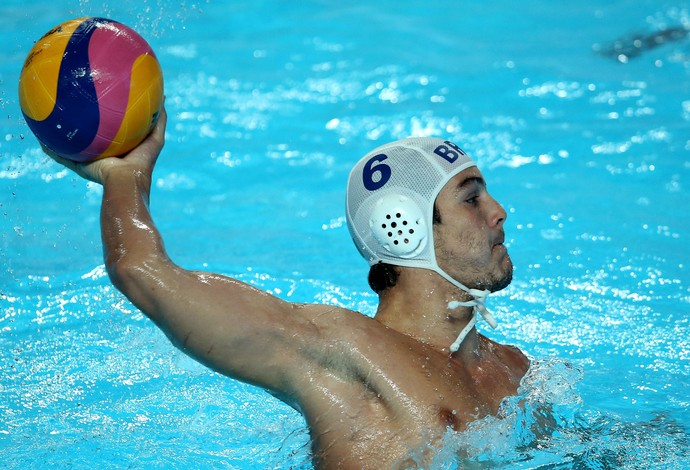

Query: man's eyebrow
[457,176,486,190]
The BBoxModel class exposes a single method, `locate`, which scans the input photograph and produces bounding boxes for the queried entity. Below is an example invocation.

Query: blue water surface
[1,0,689,468]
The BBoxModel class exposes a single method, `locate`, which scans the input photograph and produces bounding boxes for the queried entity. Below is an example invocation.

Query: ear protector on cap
[369,194,427,258]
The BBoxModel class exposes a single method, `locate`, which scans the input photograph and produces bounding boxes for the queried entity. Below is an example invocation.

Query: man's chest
[299,332,527,467]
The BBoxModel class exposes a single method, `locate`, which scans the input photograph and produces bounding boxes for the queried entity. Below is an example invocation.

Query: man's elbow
[105,256,164,314]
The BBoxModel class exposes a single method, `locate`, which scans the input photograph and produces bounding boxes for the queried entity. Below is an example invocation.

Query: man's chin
[490,270,513,293]
[487,257,514,293]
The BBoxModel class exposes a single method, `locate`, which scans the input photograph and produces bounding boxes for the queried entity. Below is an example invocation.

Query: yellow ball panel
[18,18,86,121]
[100,53,164,158]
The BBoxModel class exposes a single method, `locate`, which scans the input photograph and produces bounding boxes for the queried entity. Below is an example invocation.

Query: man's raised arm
[51,107,333,397]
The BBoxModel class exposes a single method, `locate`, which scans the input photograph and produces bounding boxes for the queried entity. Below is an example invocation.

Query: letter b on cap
[434,140,466,163]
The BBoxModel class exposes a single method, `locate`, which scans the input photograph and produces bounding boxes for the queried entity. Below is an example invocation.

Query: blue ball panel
[25,19,105,157]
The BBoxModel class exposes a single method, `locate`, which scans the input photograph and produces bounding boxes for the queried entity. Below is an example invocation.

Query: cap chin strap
[433,267,497,353]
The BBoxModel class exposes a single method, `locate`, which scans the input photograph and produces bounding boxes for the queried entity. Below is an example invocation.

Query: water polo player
[47,105,529,468]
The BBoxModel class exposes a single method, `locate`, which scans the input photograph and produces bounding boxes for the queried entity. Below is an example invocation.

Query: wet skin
[51,109,529,468]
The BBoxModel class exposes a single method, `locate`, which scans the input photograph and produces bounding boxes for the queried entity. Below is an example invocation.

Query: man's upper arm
[111,258,335,394]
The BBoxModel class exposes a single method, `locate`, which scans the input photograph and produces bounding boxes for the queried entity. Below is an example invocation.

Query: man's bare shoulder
[289,302,384,340]
[290,302,362,323]
[479,334,531,376]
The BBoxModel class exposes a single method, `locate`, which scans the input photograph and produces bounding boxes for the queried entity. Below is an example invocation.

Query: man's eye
[466,195,479,204]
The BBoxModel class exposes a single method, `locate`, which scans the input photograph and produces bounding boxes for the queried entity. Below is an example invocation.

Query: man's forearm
[100,168,169,306]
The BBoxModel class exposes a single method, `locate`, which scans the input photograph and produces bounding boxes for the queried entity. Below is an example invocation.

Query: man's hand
[44,106,167,185]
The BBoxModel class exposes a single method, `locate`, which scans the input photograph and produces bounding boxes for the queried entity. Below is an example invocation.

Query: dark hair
[367,204,442,293]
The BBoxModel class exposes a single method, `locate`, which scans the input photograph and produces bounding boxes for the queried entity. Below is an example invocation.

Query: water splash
[399,359,689,469]
[76,0,209,37]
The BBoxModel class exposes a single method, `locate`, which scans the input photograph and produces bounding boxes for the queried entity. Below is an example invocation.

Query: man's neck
[373,267,482,359]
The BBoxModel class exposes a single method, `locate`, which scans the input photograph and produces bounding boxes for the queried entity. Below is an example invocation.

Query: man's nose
[488,197,507,228]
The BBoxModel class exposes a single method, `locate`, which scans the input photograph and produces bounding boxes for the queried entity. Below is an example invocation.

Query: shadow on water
[594,25,690,62]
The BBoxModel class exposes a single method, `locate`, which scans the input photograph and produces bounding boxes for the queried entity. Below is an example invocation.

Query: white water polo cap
[346,137,476,270]
[346,137,498,352]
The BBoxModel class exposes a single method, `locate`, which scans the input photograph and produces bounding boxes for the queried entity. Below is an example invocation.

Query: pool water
[1,0,689,468]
